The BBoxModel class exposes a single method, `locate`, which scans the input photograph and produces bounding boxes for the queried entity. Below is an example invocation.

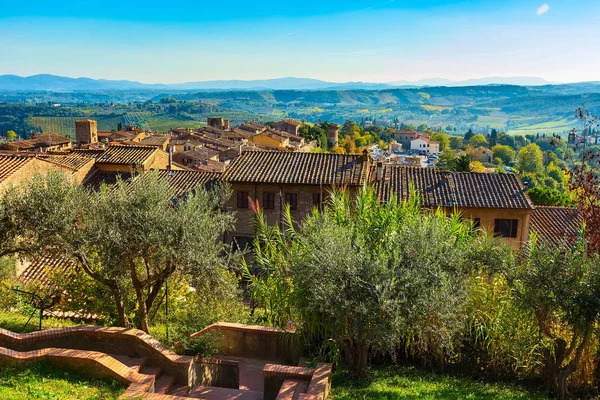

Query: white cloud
[537,3,550,15]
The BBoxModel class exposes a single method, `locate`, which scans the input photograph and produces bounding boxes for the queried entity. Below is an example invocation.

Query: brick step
[168,383,191,396]
[188,385,264,400]
[293,380,310,399]
[155,374,177,394]
[139,365,162,378]
[109,354,147,373]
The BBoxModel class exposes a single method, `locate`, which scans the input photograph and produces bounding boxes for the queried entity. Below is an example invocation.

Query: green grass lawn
[331,365,548,400]
[0,310,80,334]
[0,362,125,400]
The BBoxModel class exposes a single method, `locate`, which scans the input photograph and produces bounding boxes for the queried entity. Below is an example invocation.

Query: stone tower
[75,120,98,146]
[327,123,339,148]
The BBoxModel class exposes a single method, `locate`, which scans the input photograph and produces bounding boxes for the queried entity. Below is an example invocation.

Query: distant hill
[389,76,555,87]
[0,74,560,92]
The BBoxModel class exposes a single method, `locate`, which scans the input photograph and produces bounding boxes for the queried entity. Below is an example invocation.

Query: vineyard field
[32,116,124,138]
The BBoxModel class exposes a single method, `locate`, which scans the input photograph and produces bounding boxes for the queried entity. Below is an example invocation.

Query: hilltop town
[1,106,596,400]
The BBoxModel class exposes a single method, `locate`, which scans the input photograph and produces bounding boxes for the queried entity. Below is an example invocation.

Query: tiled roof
[32,133,72,146]
[18,254,74,288]
[4,134,72,151]
[238,123,265,133]
[222,151,370,186]
[71,149,105,157]
[2,140,35,150]
[394,129,420,136]
[95,145,159,165]
[179,148,220,162]
[374,166,533,209]
[411,136,439,144]
[0,155,35,183]
[193,159,227,173]
[219,145,267,162]
[43,153,95,171]
[531,206,583,248]
[140,135,169,147]
[110,131,139,141]
[276,119,302,127]
[83,169,221,198]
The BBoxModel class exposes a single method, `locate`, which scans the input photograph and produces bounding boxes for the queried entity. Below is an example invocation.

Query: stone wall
[190,322,301,364]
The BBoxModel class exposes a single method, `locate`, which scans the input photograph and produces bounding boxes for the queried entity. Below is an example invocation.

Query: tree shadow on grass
[331,364,549,400]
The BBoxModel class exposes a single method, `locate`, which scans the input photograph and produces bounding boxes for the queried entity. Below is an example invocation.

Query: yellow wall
[249,134,287,150]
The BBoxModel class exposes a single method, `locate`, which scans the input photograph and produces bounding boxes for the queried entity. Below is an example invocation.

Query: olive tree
[0,171,235,332]
[511,234,600,398]
[249,187,493,377]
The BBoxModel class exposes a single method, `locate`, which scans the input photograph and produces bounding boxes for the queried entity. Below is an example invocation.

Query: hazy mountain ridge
[0,74,561,92]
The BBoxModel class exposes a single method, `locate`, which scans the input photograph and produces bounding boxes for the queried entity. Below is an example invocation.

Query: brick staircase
[115,353,264,399]
[0,325,332,400]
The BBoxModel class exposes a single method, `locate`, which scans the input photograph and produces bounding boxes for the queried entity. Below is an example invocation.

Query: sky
[1,0,599,83]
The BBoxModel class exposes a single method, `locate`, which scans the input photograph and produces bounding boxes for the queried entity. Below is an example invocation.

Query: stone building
[75,120,98,146]
[374,165,533,248]
[94,145,175,172]
[393,129,428,150]
[410,136,440,155]
[219,150,535,249]
[220,151,371,248]
[470,146,494,163]
[207,118,231,130]
[2,133,73,152]
[273,119,301,136]
[327,124,339,147]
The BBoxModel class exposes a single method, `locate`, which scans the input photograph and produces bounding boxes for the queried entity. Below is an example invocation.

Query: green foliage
[450,136,463,149]
[469,133,488,147]
[517,144,544,173]
[6,130,16,140]
[0,172,235,332]
[464,129,475,142]
[462,274,549,378]
[431,132,450,150]
[511,235,600,397]
[452,154,473,172]
[150,271,249,356]
[492,144,517,165]
[243,208,295,328]
[528,186,572,206]
[250,187,502,376]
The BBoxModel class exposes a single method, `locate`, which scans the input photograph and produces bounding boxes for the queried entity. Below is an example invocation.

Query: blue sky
[1,0,599,83]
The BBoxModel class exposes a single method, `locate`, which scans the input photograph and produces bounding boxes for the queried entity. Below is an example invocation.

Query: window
[232,236,252,252]
[313,192,323,210]
[285,192,298,210]
[473,218,481,229]
[236,191,249,209]
[494,219,518,238]
[263,192,275,210]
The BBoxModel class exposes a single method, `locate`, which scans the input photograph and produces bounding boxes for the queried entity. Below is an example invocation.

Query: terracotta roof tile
[0,155,36,183]
[95,146,159,165]
[2,134,72,151]
[42,153,96,171]
[374,165,533,209]
[531,206,583,248]
[222,151,370,186]
[140,135,169,147]
[18,254,74,289]
[83,169,221,198]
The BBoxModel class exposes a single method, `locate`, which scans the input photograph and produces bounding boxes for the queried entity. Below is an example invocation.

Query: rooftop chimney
[362,149,369,163]
[440,171,449,185]
[376,162,383,181]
